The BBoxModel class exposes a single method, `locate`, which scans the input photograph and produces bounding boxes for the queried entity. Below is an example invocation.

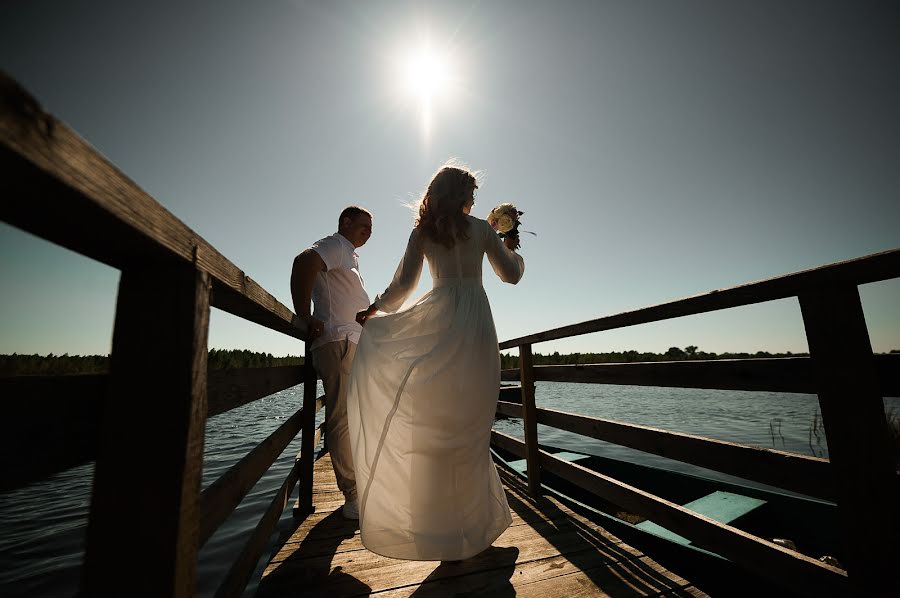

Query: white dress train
[347,215,524,561]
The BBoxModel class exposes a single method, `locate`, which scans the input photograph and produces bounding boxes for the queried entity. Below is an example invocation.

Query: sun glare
[404,47,451,102]
[393,36,459,144]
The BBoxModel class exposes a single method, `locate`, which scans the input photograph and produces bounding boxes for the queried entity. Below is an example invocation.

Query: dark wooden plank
[799,286,899,594]
[499,249,900,350]
[0,374,105,491]
[498,384,522,403]
[512,405,835,501]
[214,460,303,598]
[83,265,210,597]
[207,365,306,417]
[520,344,541,496]
[501,354,900,396]
[0,73,308,341]
[296,341,318,515]
[200,401,308,546]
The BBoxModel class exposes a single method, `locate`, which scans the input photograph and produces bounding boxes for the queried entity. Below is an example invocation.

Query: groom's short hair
[339,206,372,227]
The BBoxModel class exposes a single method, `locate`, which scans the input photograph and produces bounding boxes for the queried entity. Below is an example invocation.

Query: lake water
[1,382,897,597]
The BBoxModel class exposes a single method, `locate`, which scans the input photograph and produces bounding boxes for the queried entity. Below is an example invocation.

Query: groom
[291,206,373,519]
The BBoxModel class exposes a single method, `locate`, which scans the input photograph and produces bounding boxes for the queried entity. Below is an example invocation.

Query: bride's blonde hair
[415,163,478,249]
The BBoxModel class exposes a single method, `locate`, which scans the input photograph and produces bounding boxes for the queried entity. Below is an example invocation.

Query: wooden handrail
[0,366,317,492]
[499,247,900,350]
[0,74,309,342]
[495,401,835,500]
[500,354,900,396]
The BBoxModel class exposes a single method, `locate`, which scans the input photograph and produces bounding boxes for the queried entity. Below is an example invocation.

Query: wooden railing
[492,247,900,596]
[1,73,324,597]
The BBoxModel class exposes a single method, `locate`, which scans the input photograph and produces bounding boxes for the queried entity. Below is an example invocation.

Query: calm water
[1,382,897,596]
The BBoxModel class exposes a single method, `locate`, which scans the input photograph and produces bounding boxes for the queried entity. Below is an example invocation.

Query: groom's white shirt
[309,232,371,350]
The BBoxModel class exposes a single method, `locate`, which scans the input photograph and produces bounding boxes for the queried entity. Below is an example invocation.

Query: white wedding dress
[347,215,524,561]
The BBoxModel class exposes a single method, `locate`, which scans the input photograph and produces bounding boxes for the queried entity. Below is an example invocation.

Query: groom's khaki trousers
[312,338,357,501]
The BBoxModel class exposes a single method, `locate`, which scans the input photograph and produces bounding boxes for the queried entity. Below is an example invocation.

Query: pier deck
[256,454,708,597]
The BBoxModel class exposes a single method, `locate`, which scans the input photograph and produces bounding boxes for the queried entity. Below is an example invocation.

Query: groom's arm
[291,249,327,338]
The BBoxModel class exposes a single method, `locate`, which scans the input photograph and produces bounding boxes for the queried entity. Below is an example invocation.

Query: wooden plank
[535,446,848,597]
[296,341,317,515]
[498,384,522,403]
[214,460,303,598]
[200,401,308,547]
[498,248,900,350]
[532,406,835,501]
[83,265,210,597]
[0,73,308,341]
[0,374,105,491]
[520,344,541,496]
[799,285,899,594]
[501,354,900,396]
[207,365,306,417]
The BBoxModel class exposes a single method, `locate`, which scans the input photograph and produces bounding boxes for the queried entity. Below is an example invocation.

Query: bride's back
[421,215,489,281]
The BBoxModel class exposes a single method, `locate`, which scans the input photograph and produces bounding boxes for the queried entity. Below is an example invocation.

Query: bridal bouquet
[487,203,528,249]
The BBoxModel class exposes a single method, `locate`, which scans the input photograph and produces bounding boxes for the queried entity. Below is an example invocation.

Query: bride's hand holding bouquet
[487,203,533,250]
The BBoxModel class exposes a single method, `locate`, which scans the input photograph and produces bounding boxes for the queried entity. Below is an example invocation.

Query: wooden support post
[295,341,317,516]
[519,343,541,496]
[84,265,210,598]
[799,285,898,595]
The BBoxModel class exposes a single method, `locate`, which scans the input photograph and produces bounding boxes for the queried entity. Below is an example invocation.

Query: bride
[347,163,524,561]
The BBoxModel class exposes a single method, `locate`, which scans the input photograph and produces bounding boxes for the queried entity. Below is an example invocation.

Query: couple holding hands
[290,163,524,562]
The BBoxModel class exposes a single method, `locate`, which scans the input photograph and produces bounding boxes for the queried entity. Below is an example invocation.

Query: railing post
[799,285,898,595]
[84,264,210,597]
[519,343,541,496]
[295,340,317,516]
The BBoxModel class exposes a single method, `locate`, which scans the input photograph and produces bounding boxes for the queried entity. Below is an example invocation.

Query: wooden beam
[0,72,308,341]
[534,406,834,501]
[213,461,303,598]
[84,265,210,597]
[799,286,899,594]
[519,344,541,496]
[499,249,900,350]
[296,341,318,515]
[199,399,321,547]
[501,354,900,396]
[207,366,306,417]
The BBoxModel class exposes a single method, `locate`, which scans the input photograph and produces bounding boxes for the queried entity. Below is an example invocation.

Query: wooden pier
[257,455,707,597]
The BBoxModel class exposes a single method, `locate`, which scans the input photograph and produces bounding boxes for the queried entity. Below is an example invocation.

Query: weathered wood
[520,344,541,496]
[84,265,210,597]
[214,460,303,598]
[499,248,900,350]
[0,74,308,341]
[200,400,314,547]
[799,286,899,594]
[259,454,704,598]
[510,405,835,501]
[207,365,306,417]
[296,341,318,515]
[501,354,900,396]
[531,442,848,597]
[0,374,105,491]
[292,422,325,516]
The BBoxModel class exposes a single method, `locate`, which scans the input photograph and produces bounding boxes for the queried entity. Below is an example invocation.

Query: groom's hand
[302,314,325,339]
[356,304,377,326]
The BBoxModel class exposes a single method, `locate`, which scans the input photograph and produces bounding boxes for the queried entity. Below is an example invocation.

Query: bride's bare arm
[486,221,524,284]
[372,228,425,313]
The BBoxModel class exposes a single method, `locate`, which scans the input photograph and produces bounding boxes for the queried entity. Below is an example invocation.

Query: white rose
[497,214,515,233]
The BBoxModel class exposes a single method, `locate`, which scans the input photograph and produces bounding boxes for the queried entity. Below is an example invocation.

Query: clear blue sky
[2,0,898,358]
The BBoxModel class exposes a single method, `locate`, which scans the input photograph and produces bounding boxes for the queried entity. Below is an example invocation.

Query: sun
[403,45,451,103]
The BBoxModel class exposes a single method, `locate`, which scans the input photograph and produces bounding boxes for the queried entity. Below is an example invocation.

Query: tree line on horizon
[0,349,304,376]
[3,346,897,376]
